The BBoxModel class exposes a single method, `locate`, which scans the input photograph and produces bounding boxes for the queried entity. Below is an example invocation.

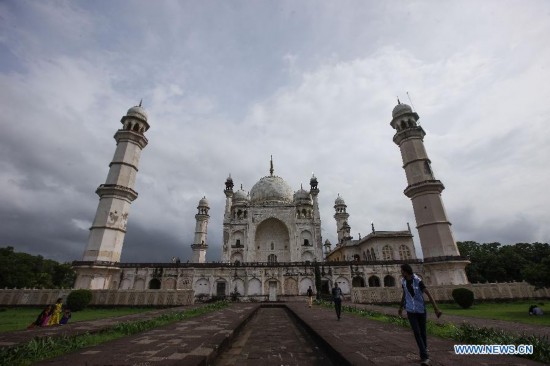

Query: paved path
[35,304,260,366]
[287,302,541,365]
[1,302,546,365]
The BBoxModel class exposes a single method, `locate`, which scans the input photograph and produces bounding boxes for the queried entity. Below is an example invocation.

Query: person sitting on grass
[27,305,51,329]
[59,308,72,325]
[41,305,53,327]
[48,298,63,326]
[529,305,544,316]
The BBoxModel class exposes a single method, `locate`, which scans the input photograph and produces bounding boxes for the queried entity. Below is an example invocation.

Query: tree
[457,241,550,286]
[523,257,550,289]
[0,246,76,289]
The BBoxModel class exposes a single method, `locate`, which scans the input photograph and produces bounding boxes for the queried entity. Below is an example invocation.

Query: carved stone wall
[352,282,550,304]
[0,289,194,306]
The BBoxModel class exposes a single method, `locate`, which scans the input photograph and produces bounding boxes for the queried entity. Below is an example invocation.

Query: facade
[325,195,416,264]
[74,101,468,299]
[221,159,323,265]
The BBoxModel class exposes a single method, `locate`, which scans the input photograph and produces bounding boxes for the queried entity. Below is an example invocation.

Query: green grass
[0,307,157,333]
[426,301,550,326]
[0,301,230,366]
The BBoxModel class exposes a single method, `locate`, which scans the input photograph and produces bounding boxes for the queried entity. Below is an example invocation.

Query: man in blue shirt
[398,264,442,366]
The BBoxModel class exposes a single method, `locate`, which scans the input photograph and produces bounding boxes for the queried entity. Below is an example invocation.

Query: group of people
[306,264,441,366]
[27,297,71,329]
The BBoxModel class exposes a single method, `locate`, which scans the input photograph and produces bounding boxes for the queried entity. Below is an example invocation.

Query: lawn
[0,302,230,366]
[0,307,155,333]
[426,301,550,326]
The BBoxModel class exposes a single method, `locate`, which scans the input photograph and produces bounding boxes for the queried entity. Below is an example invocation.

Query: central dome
[250,175,294,204]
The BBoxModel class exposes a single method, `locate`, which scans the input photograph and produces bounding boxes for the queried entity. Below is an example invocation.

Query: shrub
[452,287,474,309]
[67,289,93,311]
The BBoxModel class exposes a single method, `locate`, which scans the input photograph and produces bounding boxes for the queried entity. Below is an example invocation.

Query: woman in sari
[48,298,63,326]
[27,305,51,329]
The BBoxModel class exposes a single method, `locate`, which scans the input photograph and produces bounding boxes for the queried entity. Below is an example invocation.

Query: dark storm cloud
[1,1,549,266]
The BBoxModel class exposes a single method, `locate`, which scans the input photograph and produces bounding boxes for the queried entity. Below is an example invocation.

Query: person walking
[306,286,314,308]
[398,264,442,366]
[331,282,343,320]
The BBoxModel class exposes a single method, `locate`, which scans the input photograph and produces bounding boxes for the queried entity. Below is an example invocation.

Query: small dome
[198,196,209,207]
[126,105,148,121]
[310,174,318,184]
[233,189,249,204]
[392,103,412,118]
[324,239,332,245]
[335,195,346,206]
[250,175,294,204]
[294,187,313,205]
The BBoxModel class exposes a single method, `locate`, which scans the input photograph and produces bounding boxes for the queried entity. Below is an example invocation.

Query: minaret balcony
[393,126,426,145]
[191,243,208,250]
[96,184,138,201]
[114,129,149,149]
[403,180,445,198]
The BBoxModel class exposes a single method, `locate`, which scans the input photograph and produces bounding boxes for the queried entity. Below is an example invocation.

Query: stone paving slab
[286,302,543,365]
[34,303,260,366]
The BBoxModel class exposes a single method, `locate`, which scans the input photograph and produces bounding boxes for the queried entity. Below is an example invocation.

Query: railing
[72,258,424,269]
[423,255,468,263]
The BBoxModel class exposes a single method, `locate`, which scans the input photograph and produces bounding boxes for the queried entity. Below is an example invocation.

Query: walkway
[1,302,545,365]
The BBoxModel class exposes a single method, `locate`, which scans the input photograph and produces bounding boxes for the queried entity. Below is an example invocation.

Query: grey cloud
[1,1,549,266]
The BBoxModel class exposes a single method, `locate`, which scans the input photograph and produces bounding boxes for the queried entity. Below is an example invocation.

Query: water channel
[213,306,337,365]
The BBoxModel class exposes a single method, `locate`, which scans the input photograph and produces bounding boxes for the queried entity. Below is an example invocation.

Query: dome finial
[397,97,401,105]
[270,155,274,176]
[139,99,143,107]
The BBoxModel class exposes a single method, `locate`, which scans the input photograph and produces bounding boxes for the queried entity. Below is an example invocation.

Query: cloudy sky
[1,1,549,264]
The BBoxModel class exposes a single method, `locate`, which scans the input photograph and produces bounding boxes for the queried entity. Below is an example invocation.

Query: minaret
[390,101,468,285]
[223,174,234,220]
[334,195,351,244]
[310,174,320,220]
[222,174,234,261]
[83,104,149,263]
[323,239,332,258]
[75,103,149,290]
[310,174,323,259]
[191,197,210,263]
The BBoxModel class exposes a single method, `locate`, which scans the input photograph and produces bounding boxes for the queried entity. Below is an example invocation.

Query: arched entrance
[384,275,396,287]
[368,275,381,287]
[255,218,290,262]
[352,276,365,287]
[148,278,161,289]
